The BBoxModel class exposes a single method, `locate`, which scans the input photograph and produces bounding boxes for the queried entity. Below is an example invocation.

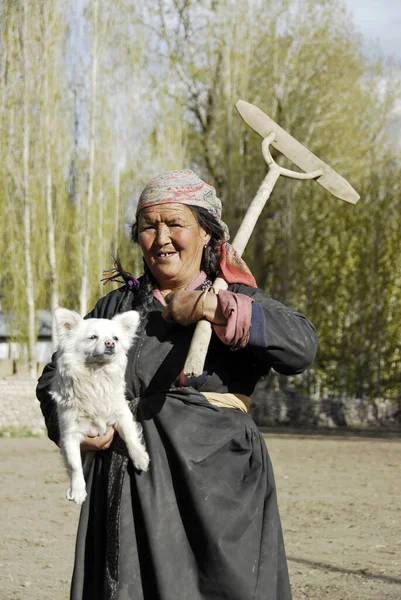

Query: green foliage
[0,0,400,400]
[151,0,401,401]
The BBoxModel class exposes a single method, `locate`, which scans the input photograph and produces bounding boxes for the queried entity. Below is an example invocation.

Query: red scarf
[218,243,257,288]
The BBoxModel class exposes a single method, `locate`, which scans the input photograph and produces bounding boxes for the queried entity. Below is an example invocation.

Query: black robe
[37,283,318,600]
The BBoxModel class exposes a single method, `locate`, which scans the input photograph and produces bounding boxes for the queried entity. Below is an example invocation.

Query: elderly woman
[37,170,317,600]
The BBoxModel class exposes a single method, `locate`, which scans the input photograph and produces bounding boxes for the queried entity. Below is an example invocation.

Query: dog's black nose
[105,339,115,349]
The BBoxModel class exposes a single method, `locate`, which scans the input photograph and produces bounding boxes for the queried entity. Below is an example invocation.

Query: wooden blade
[236,100,360,204]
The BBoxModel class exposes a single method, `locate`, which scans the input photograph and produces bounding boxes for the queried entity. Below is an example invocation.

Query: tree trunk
[97,183,104,296]
[22,0,36,377]
[80,0,99,316]
[43,0,59,345]
[113,164,120,252]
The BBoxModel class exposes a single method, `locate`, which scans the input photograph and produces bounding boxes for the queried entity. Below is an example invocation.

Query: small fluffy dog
[50,307,149,505]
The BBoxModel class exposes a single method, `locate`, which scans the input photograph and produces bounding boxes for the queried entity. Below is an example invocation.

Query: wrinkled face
[137,204,211,291]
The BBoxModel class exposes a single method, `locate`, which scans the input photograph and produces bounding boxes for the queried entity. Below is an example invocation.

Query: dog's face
[54,308,140,365]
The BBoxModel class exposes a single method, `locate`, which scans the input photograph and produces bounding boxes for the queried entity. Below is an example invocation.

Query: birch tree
[79,0,100,316]
[21,0,36,375]
[41,0,60,341]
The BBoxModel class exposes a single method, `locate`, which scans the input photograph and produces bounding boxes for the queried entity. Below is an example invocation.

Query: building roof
[0,310,52,340]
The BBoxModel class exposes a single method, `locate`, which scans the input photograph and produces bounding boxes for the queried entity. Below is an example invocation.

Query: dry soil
[0,432,400,600]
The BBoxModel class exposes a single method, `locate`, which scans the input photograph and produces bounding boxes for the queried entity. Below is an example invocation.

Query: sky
[344,0,401,61]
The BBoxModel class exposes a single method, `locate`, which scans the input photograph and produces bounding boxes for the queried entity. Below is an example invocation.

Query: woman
[37,169,318,600]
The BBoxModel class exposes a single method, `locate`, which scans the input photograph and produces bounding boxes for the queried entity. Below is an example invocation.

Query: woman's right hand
[163,290,227,326]
[80,426,115,451]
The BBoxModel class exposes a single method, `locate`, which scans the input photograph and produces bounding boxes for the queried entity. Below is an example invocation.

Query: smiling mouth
[156,251,178,259]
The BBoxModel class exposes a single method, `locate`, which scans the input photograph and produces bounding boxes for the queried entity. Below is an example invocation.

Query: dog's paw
[133,449,150,472]
[66,485,87,505]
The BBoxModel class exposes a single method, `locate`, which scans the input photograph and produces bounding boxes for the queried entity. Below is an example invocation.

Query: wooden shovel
[183,99,360,377]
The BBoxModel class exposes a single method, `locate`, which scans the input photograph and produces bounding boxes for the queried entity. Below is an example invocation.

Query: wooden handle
[183,134,324,378]
[183,277,228,377]
[183,165,281,377]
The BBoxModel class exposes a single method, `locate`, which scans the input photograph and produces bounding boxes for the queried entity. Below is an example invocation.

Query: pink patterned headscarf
[136,170,257,288]
[136,170,229,239]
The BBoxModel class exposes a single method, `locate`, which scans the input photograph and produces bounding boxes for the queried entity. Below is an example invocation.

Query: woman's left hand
[162,290,226,326]
[81,426,115,451]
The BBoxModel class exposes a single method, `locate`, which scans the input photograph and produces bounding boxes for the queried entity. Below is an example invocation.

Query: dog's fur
[50,308,149,505]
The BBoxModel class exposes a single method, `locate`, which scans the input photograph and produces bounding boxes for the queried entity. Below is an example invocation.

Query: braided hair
[130,205,227,312]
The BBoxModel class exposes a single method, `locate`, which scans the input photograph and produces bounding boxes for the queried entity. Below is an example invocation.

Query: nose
[105,339,115,349]
[155,223,171,246]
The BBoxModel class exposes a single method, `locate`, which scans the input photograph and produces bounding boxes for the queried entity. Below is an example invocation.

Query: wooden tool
[183,99,359,377]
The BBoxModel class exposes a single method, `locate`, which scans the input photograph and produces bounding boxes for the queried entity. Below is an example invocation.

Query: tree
[146,0,401,401]
[0,0,400,400]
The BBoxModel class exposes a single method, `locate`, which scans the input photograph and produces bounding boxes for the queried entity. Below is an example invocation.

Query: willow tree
[0,0,38,373]
[74,0,156,309]
[146,0,401,400]
[1,0,400,397]
[39,0,72,341]
[20,0,37,375]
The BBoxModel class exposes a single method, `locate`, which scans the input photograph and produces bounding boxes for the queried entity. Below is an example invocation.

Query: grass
[0,426,45,438]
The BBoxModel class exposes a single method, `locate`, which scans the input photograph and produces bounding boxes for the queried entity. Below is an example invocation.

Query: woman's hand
[80,426,115,451]
[162,290,227,326]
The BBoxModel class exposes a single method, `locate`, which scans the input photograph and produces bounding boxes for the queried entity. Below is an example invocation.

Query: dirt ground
[0,432,400,600]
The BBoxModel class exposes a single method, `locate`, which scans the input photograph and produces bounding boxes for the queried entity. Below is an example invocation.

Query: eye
[88,335,98,340]
[112,336,119,341]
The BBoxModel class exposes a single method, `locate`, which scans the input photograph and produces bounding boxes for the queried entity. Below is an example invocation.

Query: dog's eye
[112,336,119,341]
[88,335,98,340]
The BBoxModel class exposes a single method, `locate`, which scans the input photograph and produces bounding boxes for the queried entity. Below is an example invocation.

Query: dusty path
[0,433,400,600]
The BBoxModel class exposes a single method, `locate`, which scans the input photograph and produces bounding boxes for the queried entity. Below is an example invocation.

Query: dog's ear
[54,307,83,336]
[112,311,140,338]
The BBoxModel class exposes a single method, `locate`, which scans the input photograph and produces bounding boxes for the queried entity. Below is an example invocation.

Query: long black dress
[37,283,318,600]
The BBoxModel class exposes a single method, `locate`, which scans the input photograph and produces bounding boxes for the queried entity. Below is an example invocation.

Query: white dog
[50,307,149,505]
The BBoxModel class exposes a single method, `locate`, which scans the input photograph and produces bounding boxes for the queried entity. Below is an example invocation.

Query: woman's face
[137,204,211,291]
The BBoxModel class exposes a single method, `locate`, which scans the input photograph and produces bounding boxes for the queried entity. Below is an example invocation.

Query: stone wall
[250,384,401,429]
[0,375,45,435]
[1,374,400,435]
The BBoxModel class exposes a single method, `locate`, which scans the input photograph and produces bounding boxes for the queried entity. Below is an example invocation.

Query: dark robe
[37,283,318,600]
